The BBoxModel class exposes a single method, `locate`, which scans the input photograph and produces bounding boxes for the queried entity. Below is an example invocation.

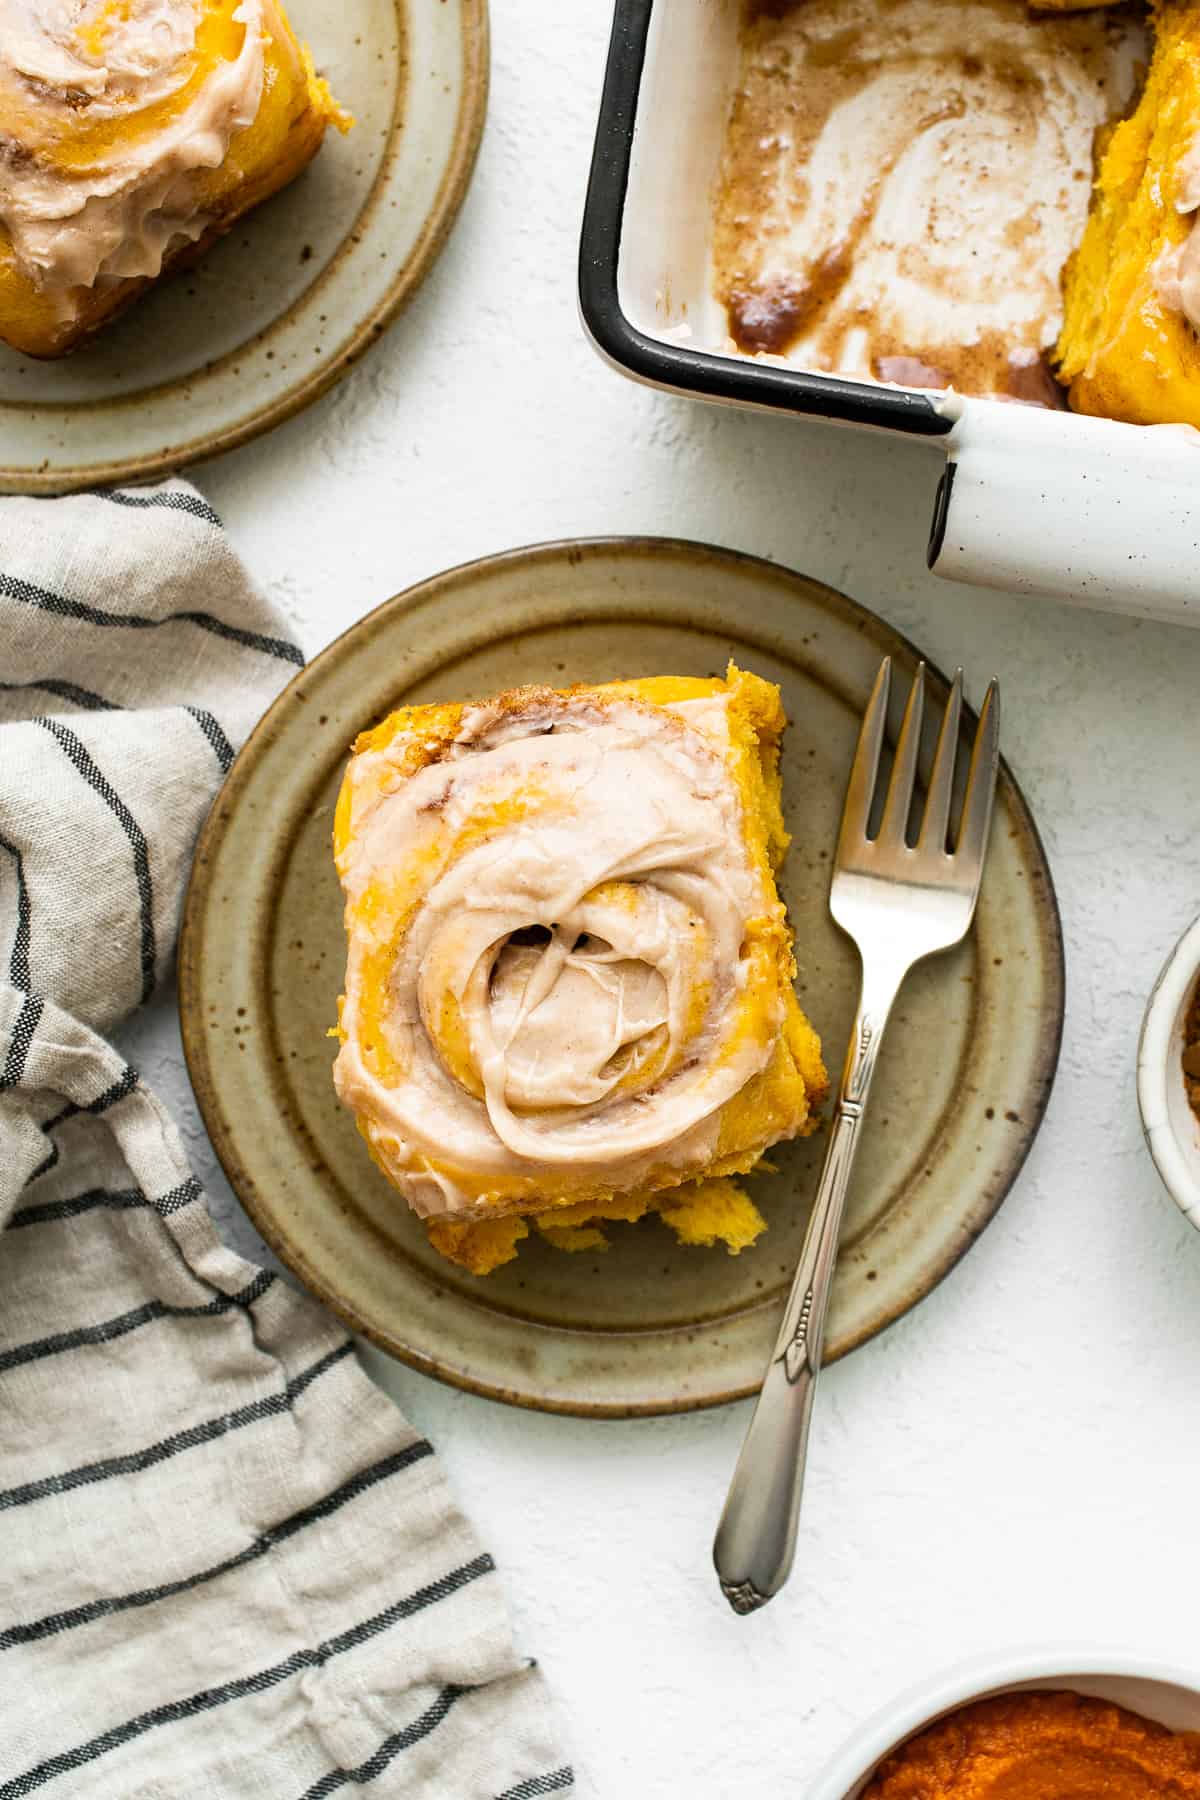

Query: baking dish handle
[928,397,1200,626]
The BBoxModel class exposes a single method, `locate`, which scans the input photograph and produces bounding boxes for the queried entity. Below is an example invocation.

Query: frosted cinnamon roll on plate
[333,665,829,1275]
[0,0,350,357]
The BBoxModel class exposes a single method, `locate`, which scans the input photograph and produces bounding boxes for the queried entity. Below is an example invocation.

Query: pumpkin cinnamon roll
[332,665,828,1276]
[1057,0,1200,424]
[0,0,350,357]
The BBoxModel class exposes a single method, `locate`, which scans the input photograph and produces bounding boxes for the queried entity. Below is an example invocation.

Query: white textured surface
[115,2,1200,1792]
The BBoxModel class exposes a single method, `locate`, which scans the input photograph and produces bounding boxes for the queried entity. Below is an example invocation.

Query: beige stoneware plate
[0,0,487,494]
[180,539,1064,1416]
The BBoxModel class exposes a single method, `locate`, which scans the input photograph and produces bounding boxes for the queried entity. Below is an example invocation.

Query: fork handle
[712,960,905,1614]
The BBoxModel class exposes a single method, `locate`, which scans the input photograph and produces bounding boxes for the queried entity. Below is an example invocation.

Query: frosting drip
[334,690,789,1222]
[0,0,265,294]
[1156,141,1200,334]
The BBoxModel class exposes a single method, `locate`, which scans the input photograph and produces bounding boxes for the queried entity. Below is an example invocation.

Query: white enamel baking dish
[579,0,1200,626]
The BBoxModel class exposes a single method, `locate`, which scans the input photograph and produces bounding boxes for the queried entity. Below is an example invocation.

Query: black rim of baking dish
[578,0,955,439]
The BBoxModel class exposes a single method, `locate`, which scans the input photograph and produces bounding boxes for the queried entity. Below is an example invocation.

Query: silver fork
[713,656,1000,1615]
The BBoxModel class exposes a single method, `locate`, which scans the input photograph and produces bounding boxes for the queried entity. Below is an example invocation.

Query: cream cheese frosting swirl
[333,688,791,1223]
[1156,141,1200,335]
[0,0,265,294]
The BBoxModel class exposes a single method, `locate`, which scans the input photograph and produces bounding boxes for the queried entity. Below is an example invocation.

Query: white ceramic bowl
[810,1646,1200,1799]
[1138,915,1200,1227]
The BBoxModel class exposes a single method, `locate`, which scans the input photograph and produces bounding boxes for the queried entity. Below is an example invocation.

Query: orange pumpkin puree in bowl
[863,1691,1200,1798]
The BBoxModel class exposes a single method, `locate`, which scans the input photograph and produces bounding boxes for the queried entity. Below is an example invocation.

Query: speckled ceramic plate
[0,0,487,494]
[179,539,1064,1416]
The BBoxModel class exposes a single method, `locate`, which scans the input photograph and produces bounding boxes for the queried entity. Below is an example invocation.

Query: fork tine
[838,657,892,849]
[917,669,963,853]
[955,680,1000,877]
[878,663,925,846]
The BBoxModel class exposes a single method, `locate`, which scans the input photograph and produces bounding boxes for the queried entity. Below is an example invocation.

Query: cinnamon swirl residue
[712,0,1144,400]
[1184,976,1200,1124]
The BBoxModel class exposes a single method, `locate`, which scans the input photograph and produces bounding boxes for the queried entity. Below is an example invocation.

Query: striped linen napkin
[0,481,572,1800]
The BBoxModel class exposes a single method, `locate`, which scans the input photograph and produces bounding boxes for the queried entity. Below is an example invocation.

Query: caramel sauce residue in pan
[1184,976,1200,1124]
[712,0,1145,402]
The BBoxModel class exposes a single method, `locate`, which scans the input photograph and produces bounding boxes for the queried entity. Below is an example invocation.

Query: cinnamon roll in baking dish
[0,0,349,357]
[332,666,828,1276]
[1057,0,1200,426]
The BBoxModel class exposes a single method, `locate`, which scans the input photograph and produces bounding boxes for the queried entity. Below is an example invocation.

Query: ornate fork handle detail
[719,1577,771,1617]
[712,973,904,1610]
[778,1283,814,1386]
[846,1008,884,1106]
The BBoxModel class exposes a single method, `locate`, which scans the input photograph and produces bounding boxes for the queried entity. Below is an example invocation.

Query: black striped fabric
[0,683,235,773]
[0,1268,275,1376]
[9,1185,148,1229]
[0,1567,492,1799]
[294,1687,470,1800]
[34,716,158,1003]
[0,569,304,667]
[496,1772,577,1800]
[184,705,237,772]
[21,1081,141,1184]
[1,992,42,1089]
[0,833,30,990]
[0,678,117,712]
[0,481,571,1798]
[0,1443,435,1653]
[99,488,223,528]
[0,1340,354,1515]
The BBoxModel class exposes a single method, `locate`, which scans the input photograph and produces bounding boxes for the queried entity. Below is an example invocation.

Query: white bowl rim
[1137,912,1200,1227]
[809,1642,1200,1800]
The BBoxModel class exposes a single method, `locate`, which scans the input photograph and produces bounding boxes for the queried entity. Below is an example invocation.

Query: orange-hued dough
[333,666,828,1276]
[1057,0,1200,424]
